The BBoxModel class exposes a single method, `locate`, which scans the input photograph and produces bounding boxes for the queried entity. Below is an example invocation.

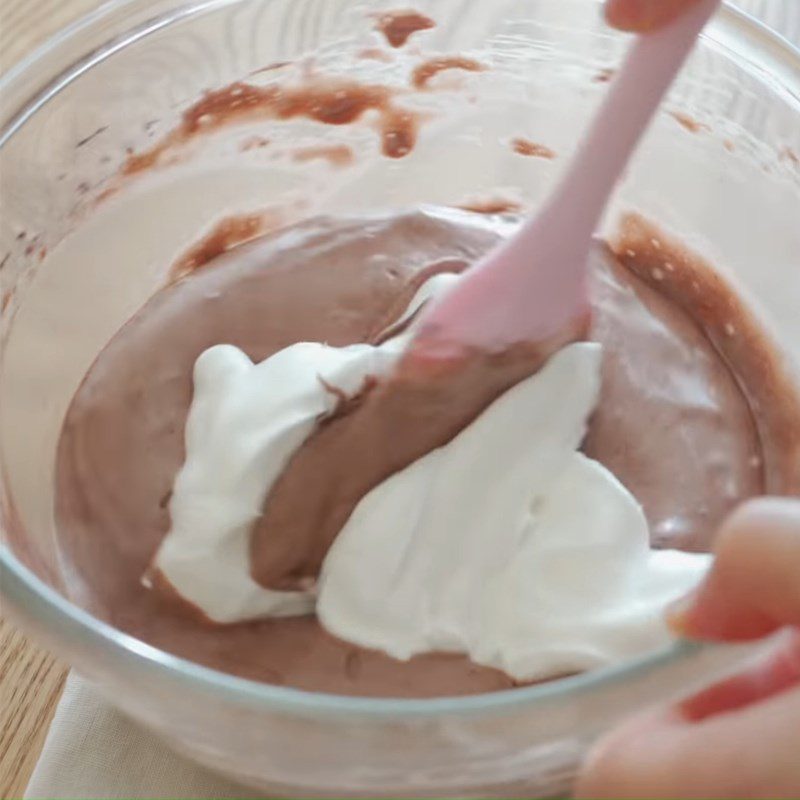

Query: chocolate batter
[54,207,797,697]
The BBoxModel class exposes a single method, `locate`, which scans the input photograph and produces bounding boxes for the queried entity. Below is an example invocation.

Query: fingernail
[635,0,661,30]
[667,586,780,642]
[680,632,800,722]
[608,0,661,32]
[606,0,694,33]
[665,590,699,637]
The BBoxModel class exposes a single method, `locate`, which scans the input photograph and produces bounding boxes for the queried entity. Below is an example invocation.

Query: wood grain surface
[1,4,102,796]
[0,0,101,73]
[0,619,67,800]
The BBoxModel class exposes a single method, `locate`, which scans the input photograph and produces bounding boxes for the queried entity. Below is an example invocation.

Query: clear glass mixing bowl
[1,1,799,796]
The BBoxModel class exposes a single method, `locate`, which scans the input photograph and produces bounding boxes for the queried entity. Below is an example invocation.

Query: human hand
[576,498,800,799]
[605,0,708,31]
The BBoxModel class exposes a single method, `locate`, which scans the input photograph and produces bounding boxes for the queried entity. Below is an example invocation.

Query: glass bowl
[1,1,799,796]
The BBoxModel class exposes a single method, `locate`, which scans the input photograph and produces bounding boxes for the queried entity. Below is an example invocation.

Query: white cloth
[25,674,259,800]
[25,3,796,798]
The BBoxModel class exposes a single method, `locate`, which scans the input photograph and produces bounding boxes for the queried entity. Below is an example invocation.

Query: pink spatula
[402,0,721,367]
[248,0,722,589]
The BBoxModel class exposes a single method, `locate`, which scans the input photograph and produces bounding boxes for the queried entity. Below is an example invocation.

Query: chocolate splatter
[381,108,418,158]
[292,144,354,167]
[358,47,394,63]
[123,144,169,175]
[239,135,270,152]
[171,213,269,280]
[76,126,108,148]
[594,67,616,83]
[376,9,435,48]
[250,61,292,76]
[95,185,121,206]
[411,56,486,90]
[780,147,799,166]
[123,77,421,173]
[669,111,710,134]
[183,81,391,131]
[511,138,556,160]
[457,196,523,215]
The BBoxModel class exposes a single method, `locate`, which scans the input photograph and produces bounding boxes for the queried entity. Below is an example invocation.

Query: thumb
[575,665,800,799]
[668,498,800,641]
[605,0,707,32]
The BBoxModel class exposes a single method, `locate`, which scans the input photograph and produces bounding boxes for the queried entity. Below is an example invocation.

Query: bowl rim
[1,550,710,718]
[0,0,797,720]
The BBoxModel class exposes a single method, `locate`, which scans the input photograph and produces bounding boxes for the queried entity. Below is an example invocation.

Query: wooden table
[0,5,103,796]
[0,619,67,799]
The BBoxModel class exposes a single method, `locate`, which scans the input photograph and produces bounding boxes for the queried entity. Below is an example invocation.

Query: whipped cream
[153,274,711,678]
[318,344,710,680]
[151,277,449,622]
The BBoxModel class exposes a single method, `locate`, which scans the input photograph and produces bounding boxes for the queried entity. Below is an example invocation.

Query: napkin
[25,674,259,799]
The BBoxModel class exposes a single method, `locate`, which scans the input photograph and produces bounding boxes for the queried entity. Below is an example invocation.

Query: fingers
[576,661,800,798]
[669,498,800,641]
[577,499,800,797]
[678,629,800,722]
[605,0,706,32]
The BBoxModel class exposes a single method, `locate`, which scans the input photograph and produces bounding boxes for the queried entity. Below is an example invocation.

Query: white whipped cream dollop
[318,344,710,680]
[152,275,459,622]
[153,273,711,680]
